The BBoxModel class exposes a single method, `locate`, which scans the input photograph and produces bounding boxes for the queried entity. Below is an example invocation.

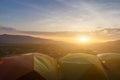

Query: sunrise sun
[77,36,91,43]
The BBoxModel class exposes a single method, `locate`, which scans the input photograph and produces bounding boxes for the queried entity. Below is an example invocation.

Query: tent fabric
[0,53,120,80]
[97,53,120,80]
[33,53,59,80]
[17,71,46,80]
[0,53,58,80]
[59,53,108,80]
[0,54,33,80]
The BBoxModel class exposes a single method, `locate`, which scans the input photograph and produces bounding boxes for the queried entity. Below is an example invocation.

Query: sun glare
[78,36,91,43]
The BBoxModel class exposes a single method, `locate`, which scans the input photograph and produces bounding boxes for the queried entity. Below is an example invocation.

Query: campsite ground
[0,41,120,58]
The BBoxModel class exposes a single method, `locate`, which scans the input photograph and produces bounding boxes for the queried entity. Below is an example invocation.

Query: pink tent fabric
[0,54,34,80]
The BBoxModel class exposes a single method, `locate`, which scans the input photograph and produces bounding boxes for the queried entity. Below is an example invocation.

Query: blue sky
[0,0,120,32]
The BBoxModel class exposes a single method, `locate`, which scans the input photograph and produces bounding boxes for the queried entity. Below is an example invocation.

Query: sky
[0,0,120,32]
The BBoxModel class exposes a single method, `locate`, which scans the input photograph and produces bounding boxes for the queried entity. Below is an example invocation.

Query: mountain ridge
[0,34,58,44]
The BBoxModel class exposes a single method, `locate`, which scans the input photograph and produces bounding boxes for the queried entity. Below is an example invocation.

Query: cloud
[23,28,120,41]
[1,0,120,31]
[0,25,22,35]
[25,0,120,31]
[0,25,16,31]
[0,25,120,42]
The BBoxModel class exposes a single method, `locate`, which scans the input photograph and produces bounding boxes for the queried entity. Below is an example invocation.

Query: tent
[97,53,120,80]
[59,53,108,80]
[1,52,119,80]
[0,53,58,80]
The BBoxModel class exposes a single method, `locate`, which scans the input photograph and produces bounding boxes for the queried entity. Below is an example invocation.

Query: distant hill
[90,40,120,53]
[104,40,120,45]
[0,34,58,44]
[0,34,120,55]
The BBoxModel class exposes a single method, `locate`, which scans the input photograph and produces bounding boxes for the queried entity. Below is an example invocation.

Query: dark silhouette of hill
[0,34,119,57]
[90,40,120,53]
[0,34,58,44]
